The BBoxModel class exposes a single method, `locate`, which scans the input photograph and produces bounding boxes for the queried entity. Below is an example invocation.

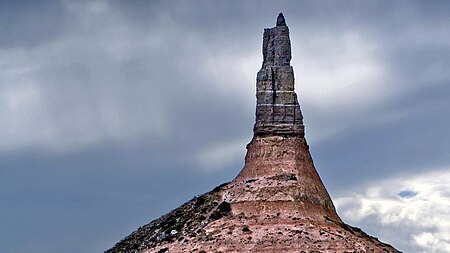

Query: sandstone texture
[254,13,303,137]
[107,13,401,253]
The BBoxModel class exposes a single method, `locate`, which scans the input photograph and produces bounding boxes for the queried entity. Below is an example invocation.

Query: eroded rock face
[231,136,338,222]
[254,13,303,137]
[106,13,401,253]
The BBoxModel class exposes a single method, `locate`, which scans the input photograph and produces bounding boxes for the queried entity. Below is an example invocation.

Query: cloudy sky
[1,0,449,252]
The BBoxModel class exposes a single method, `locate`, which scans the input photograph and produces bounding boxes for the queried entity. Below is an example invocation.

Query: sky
[1,0,449,252]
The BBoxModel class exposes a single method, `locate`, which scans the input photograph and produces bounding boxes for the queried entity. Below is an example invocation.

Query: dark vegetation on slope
[106,183,230,253]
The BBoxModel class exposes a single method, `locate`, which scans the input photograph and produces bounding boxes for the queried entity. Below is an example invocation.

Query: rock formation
[254,13,303,137]
[107,13,401,253]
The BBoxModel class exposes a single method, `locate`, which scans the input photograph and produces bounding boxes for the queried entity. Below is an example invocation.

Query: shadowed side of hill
[106,183,230,253]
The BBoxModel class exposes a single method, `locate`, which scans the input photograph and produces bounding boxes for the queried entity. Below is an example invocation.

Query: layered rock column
[254,13,304,137]
[234,13,338,220]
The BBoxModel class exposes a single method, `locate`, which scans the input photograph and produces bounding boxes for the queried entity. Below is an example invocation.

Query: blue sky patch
[398,190,418,199]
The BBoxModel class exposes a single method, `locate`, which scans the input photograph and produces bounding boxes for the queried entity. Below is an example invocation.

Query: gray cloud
[1,1,450,252]
[335,168,450,253]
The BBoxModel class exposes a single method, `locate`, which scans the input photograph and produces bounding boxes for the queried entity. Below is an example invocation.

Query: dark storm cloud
[1,1,450,252]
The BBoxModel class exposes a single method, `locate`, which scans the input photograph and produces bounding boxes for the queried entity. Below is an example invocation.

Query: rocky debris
[106,183,230,253]
[106,13,401,253]
[107,178,400,253]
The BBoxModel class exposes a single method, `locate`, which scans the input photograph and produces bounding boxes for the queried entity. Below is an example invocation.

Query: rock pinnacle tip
[276,12,286,26]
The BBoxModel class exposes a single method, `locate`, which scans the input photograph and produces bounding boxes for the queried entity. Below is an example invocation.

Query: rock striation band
[254,13,304,137]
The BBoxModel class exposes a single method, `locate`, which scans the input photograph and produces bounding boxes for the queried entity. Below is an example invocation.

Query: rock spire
[235,13,337,221]
[276,12,286,26]
[106,14,401,253]
[254,12,304,136]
